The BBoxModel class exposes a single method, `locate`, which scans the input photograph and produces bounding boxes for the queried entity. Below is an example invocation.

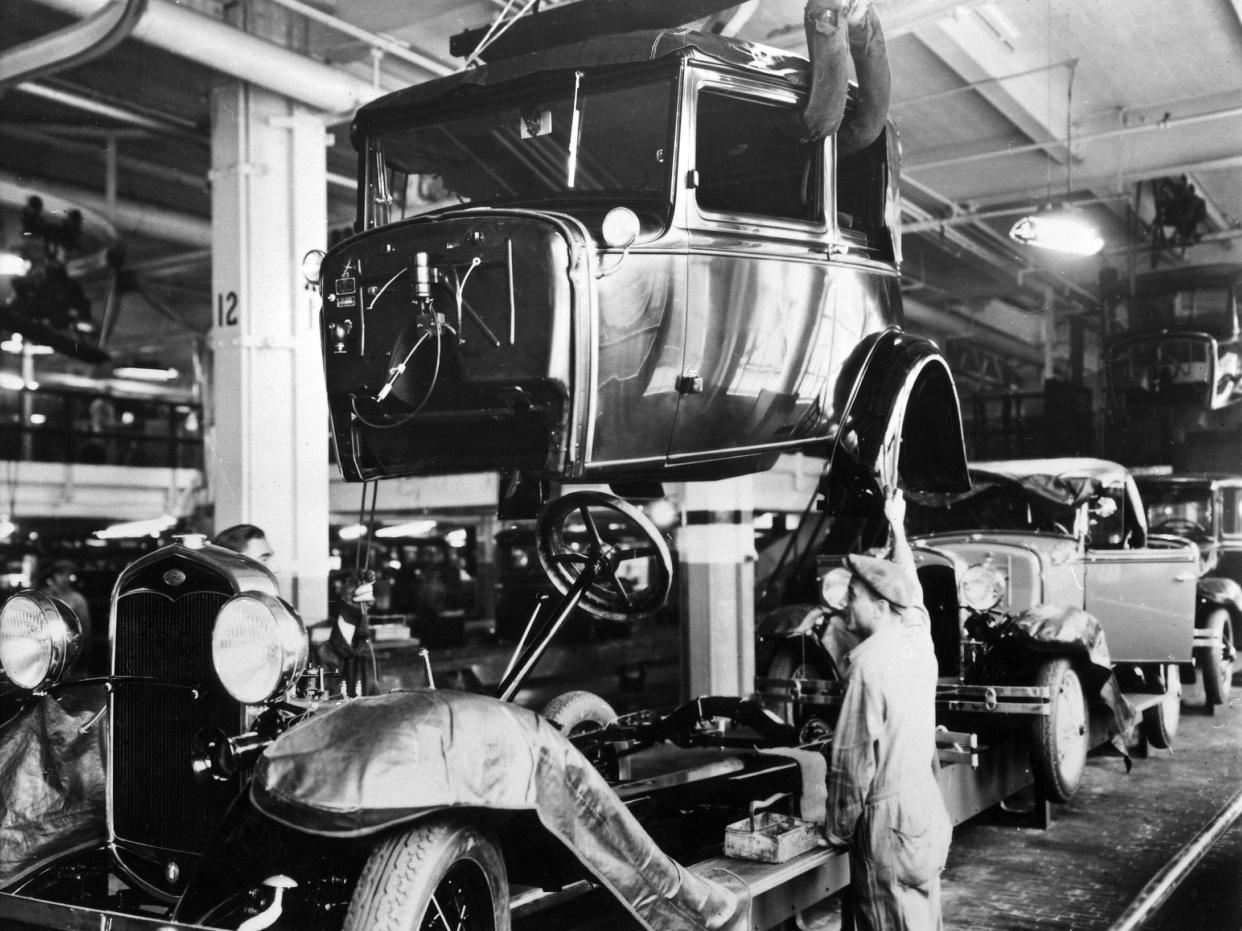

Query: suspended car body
[318,30,968,500]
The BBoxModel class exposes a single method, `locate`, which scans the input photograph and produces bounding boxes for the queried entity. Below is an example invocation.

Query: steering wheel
[1151,517,1209,537]
[536,491,674,622]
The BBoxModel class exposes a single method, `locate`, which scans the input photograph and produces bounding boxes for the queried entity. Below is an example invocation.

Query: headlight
[959,564,1006,611]
[0,591,82,691]
[300,249,325,285]
[820,566,852,611]
[211,592,308,705]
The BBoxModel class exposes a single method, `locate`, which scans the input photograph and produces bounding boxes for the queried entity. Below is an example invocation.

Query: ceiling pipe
[0,0,147,89]
[261,0,452,76]
[0,174,209,248]
[27,0,382,117]
[13,80,202,140]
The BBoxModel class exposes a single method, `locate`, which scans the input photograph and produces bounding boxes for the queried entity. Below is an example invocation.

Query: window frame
[683,70,830,242]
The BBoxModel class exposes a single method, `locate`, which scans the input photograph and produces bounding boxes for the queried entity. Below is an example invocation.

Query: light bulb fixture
[0,252,31,277]
[112,365,179,381]
[338,523,368,541]
[1009,60,1103,257]
[375,520,438,538]
[95,513,178,539]
[1009,208,1104,256]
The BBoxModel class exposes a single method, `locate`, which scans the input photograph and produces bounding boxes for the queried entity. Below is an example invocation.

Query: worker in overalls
[825,487,951,930]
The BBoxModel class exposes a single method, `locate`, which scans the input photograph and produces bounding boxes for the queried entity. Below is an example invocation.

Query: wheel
[343,817,509,931]
[542,690,631,781]
[1029,658,1088,803]
[762,640,838,730]
[1142,664,1182,749]
[1197,608,1236,706]
[535,491,673,621]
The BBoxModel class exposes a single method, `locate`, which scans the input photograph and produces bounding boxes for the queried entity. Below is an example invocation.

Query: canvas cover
[252,689,750,930]
[0,688,106,887]
[996,604,1137,756]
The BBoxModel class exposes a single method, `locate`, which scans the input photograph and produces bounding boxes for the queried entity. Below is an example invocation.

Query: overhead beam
[915,9,1070,165]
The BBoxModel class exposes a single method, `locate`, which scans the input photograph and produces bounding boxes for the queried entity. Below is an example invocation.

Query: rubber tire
[343,817,509,931]
[1142,664,1182,750]
[763,640,838,729]
[1029,658,1088,804]
[1197,608,1235,706]
[542,690,630,781]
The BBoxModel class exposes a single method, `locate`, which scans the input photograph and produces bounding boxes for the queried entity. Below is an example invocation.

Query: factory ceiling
[1,0,1240,397]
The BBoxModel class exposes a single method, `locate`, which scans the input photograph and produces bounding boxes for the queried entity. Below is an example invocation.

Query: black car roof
[354,29,812,130]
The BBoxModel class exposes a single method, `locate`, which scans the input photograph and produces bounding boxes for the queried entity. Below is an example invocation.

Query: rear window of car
[1222,487,1242,537]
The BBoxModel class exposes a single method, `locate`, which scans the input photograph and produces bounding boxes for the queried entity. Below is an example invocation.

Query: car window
[1222,487,1242,537]
[695,90,821,222]
[836,129,890,252]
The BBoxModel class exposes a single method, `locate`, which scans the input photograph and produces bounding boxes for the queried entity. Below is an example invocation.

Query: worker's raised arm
[884,486,925,613]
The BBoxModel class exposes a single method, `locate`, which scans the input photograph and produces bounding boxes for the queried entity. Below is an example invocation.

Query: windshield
[362,73,677,228]
[907,477,1078,537]
[1109,284,1236,338]
[1137,483,1214,536]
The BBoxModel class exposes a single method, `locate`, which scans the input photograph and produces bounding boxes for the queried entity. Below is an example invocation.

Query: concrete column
[676,476,756,699]
[207,80,329,621]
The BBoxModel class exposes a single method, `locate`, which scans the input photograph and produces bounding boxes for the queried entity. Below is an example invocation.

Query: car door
[1084,481,1199,663]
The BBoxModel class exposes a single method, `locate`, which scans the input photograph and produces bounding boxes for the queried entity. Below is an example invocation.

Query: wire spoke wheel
[536,491,673,621]
[344,817,508,931]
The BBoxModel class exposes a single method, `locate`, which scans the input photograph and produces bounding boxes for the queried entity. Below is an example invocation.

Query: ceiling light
[0,252,30,277]
[338,523,368,541]
[95,513,178,539]
[1008,208,1104,256]
[113,365,179,381]
[0,334,53,355]
[375,520,438,538]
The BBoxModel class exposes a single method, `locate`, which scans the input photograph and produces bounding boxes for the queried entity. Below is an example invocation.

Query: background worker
[213,522,376,693]
[212,523,273,564]
[43,559,96,670]
[825,487,952,930]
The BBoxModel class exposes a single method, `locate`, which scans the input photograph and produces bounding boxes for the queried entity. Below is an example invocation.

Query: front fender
[756,604,825,639]
[1198,575,1242,619]
[826,328,969,510]
[1003,604,1115,692]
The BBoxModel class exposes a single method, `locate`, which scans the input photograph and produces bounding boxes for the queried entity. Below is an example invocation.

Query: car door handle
[1174,572,1196,582]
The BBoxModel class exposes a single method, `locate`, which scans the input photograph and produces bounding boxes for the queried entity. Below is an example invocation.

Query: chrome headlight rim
[959,563,1006,611]
[211,590,308,705]
[0,590,83,691]
[820,566,853,612]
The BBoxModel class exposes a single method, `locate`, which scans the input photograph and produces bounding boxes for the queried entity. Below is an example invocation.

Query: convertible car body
[906,457,1199,800]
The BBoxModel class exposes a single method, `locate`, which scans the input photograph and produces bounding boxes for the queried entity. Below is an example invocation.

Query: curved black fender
[756,604,825,640]
[827,327,969,501]
[1197,575,1242,621]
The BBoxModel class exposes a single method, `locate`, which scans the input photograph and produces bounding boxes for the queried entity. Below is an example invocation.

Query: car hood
[912,531,1078,562]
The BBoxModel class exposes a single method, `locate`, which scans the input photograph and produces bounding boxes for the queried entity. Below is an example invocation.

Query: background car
[906,458,1199,802]
[1133,470,1241,707]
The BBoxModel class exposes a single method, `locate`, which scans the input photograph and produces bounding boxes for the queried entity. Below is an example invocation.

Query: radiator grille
[111,588,243,853]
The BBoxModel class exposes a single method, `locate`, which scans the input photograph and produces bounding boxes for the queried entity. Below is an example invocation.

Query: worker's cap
[845,553,909,609]
[50,559,78,574]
